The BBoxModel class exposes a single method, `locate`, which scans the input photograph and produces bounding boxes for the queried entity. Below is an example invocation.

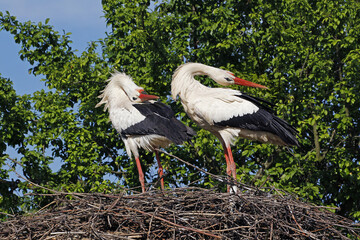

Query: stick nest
[1,185,359,239]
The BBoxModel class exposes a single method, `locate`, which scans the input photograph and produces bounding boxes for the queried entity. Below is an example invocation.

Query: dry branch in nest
[1,184,359,240]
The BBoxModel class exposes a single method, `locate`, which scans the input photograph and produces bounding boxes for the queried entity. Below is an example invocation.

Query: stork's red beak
[233,76,268,89]
[138,90,159,102]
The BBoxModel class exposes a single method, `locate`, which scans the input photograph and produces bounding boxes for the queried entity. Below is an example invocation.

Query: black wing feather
[121,102,195,144]
[133,101,175,119]
[215,95,299,146]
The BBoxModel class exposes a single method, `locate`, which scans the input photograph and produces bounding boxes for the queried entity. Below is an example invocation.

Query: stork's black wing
[121,102,195,144]
[215,93,299,146]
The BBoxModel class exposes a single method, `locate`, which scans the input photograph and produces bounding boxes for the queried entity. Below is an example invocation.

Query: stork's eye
[225,77,232,82]
[132,97,137,100]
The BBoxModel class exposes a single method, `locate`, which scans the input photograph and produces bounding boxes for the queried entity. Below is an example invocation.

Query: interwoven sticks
[1,187,359,239]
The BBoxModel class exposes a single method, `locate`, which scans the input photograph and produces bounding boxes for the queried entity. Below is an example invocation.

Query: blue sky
[1,1,109,179]
[0,0,107,95]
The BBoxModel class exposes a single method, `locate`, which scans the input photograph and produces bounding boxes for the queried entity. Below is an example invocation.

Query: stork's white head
[206,66,268,89]
[116,73,159,103]
[172,63,268,100]
[96,72,159,110]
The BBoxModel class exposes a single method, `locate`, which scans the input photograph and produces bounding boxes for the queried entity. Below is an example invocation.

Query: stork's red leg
[220,139,232,177]
[223,144,233,192]
[155,150,165,190]
[135,156,146,192]
[224,147,232,177]
[224,150,231,192]
[226,145,237,180]
[223,144,237,192]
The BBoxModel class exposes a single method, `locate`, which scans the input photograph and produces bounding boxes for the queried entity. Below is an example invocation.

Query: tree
[0,75,32,214]
[0,0,359,220]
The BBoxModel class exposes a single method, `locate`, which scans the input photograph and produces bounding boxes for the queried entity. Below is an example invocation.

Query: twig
[212,225,251,232]
[147,207,159,238]
[284,224,318,239]
[50,231,86,235]
[35,200,56,215]
[5,158,84,198]
[288,205,304,233]
[156,149,222,180]
[157,149,257,192]
[122,206,222,239]
[157,148,244,191]
[107,195,123,211]
[0,212,15,217]
[39,222,59,240]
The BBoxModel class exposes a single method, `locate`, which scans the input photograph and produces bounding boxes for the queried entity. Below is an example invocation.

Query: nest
[1,184,359,240]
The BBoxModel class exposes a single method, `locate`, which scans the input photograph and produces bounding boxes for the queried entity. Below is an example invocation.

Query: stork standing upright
[171,63,299,189]
[96,72,195,192]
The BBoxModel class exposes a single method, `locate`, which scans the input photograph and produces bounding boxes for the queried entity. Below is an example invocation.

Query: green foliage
[1,0,359,220]
[0,75,32,214]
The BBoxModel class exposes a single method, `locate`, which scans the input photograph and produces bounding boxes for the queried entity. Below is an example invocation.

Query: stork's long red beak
[138,90,159,102]
[233,76,268,89]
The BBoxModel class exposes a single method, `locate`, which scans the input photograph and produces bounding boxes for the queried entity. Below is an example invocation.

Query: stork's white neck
[171,63,214,100]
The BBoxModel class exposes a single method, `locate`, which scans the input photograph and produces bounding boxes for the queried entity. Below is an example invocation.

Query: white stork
[171,63,299,190]
[96,72,195,192]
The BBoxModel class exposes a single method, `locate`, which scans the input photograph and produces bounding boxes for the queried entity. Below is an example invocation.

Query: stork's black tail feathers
[239,93,299,147]
[166,110,196,144]
[214,93,299,147]
[270,113,299,146]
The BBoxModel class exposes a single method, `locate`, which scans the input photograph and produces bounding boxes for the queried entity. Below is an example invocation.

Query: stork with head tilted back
[97,72,195,192]
[171,63,299,192]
